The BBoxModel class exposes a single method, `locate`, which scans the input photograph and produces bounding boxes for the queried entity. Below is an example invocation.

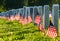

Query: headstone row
[44,4,59,32]
[52,4,59,31]
[0,4,59,31]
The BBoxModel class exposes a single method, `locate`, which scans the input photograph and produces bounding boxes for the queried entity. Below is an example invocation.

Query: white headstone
[52,4,59,31]
[38,6,43,16]
[44,5,49,29]
[23,6,27,18]
[30,7,34,22]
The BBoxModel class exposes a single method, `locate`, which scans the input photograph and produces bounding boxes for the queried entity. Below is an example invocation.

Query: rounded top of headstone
[44,5,49,6]
[20,8,23,10]
[34,6,38,8]
[23,6,26,7]
[44,5,49,8]
[30,6,34,8]
[38,6,42,7]
[53,4,59,6]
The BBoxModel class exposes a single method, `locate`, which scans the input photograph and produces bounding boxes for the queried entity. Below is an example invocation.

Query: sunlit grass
[0,18,60,41]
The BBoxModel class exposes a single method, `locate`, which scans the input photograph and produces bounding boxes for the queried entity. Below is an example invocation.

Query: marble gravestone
[52,4,59,31]
[44,5,49,29]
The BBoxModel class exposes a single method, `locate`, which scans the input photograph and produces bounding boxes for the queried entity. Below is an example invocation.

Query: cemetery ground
[0,18,60,41]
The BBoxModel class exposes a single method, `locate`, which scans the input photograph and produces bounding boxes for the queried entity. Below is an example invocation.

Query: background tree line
[0,0,60,12]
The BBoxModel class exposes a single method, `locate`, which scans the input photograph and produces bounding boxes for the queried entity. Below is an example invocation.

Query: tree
[23,0,28,6]
[5,0,24,10]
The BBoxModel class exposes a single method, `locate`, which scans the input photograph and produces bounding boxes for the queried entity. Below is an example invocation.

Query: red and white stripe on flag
[19,17,27,25]
[19,16,24,23]
[9,15,15,21]
[15,14,20,20]
[34,15,41,25]
[22,18,27,25]
[38,23,44,32]
[0,16,8,20]
[27,16,32,23]
[46,26,57,38]
[19,16,32,25]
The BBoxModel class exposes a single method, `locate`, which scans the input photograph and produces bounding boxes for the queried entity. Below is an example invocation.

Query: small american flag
[19,16,24,23]
[9,15,15,21]
[27,16,32,23]
[22,17,27,25]
[15,14,20,21]
[34,15,41,25]
[46,20,57,38]
[19,17,27,25]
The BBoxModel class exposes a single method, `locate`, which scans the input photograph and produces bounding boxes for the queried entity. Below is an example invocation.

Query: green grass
[0,18,60,41]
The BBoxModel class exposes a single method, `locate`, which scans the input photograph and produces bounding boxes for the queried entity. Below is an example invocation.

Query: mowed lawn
[0,18,60,41]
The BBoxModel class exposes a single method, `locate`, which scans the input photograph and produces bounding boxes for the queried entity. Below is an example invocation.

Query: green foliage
[0,19,59,41]
[0,0,60,12]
